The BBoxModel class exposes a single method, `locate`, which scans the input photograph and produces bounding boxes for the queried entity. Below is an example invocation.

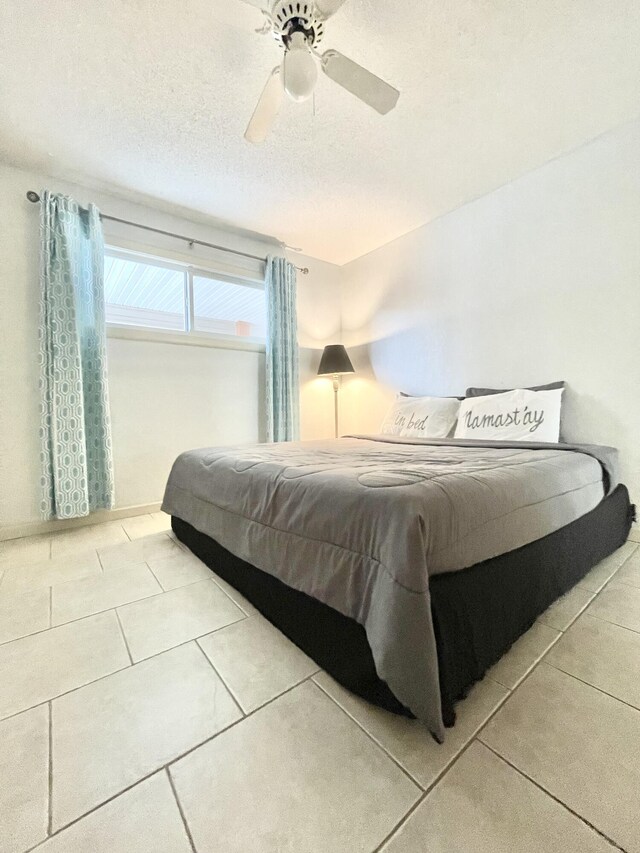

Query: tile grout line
[0,660,134,727]
[0,569,215,649]
[312,677,427,792]
[369,685,518,853]
[543,660,640,717]
[536,592,595,634]
[143,559,168,593]
[96,548,106,572]
[479,741,629,853]
[193,638,246,718]
[204,573,255,618]
[584,610,640,636]
[0,616,253,727]
[44,675,321,841]
[165,767,198,853]
[489,628,564,692]
[612,577,640,591]
[47,701,53,836]
[114,608,135,666]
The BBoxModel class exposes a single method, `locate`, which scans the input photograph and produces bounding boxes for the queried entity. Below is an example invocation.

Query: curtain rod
[26,191,309,275]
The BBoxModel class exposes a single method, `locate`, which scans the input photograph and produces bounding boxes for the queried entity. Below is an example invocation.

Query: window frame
[103,245,267,352]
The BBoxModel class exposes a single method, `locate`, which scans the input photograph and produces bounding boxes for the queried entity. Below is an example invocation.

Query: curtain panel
[38,191,115,519]
[265,256,300,442]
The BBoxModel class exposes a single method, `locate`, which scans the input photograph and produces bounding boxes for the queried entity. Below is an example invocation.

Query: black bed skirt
[172,484,633,727]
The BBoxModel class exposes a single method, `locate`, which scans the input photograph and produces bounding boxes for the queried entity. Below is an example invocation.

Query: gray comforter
[162,435,617,741]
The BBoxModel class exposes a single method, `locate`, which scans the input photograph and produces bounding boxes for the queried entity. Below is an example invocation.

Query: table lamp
[317,344,355,438]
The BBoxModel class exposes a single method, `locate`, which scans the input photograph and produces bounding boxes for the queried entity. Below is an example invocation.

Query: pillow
[381,395,461,439]
[465,381,565,398]
[400,391,465,401]
[454,388,563,443]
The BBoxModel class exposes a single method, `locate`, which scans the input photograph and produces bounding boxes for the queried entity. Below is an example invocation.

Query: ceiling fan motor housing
[270,0,325,48]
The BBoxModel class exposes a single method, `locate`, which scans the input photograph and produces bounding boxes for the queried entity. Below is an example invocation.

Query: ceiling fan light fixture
[243,0,399,143]
[283,31,317,102]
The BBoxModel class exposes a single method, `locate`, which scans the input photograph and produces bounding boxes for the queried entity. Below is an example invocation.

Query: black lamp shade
[317,344,355,376]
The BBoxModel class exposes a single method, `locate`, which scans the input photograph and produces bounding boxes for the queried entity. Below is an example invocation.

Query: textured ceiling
[1,0,639,264]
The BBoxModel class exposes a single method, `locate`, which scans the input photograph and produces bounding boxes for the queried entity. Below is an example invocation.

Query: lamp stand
[333,374,340,438]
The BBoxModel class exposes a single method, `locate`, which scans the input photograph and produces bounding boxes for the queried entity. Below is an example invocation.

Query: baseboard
[0,502,163,542]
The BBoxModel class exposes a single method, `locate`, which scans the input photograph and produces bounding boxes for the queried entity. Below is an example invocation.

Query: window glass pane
[193,275,266,339]
[104,254,186,330]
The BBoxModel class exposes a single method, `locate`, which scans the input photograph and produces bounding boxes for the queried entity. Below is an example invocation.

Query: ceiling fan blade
[212,0,269,32]
[321,50,399,115]
[313,0,349,19]
[245,66,284,144]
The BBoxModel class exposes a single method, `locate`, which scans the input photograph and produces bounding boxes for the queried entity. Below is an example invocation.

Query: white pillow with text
[454,388,563,443]
[381,395,461,439]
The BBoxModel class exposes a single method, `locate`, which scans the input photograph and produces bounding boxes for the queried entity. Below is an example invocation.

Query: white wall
[340,120,640,499]
[0,163,342,529]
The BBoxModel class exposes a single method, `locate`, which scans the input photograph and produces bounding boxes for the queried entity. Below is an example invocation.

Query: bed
[162,435,633,742]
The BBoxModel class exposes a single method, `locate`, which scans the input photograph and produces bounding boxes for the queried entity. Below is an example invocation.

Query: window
[193,274,266,339]
[104,253,186,331]
[104,248,266,342]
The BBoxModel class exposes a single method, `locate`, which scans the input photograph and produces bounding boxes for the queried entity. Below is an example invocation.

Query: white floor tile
[5,512,640,853]
[199,616,318,712]
[121,514,172,540]
[50,522,128,558]
[34,773,192,853]
[98,533,181,571]
[615,548,640,588]
[0,705,49,853]
[149,511,172,529]
[52,563,162,626]
[481,663,640,853]
[537,586,595,631]
[577,541,637,593]
[0,611,129,720]
[52,642,241,830]
[314,671,509,789]
[487,621,560,688]
[147,550,212,591]
[587,581,640,633]
[381,741,613,853]
[170,680,420,853]
[547,613,640,709]
[627,525,640,543]
[209,572,260,616]
[118,579,245,661]
[0,586,50,645]
[0,534,50,568]
[0,551,101,594]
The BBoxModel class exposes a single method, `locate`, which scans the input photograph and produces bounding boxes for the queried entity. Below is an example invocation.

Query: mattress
[162,435,617,741]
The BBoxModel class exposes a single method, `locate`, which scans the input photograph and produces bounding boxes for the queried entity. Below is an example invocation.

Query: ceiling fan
[226,0,400,143]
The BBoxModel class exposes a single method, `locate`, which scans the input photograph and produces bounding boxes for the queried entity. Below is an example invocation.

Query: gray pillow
[465,381,565,398]
[400,391,465,400]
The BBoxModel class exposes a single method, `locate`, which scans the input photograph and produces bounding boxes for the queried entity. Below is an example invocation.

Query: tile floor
[1,513,639,852]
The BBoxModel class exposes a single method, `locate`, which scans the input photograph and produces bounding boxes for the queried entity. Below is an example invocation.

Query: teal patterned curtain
[265,256,300,442]
[38,191,115,519]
